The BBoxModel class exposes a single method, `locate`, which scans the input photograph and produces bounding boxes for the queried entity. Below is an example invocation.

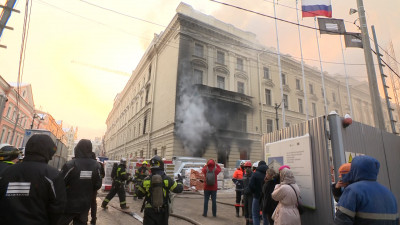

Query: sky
[0,0,399,140]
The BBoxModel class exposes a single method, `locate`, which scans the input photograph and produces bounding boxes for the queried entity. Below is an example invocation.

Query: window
[239,113,247,132]
[153,148,157,156]
[283,94,288,109]
[267,119,273,133]
[140,150,143,158]
[332,92,336,102]
[236,58,243,70]
[285,122,291,127]
[309,84,314,94]
[282,73,286,85]
[217,76,225,89]
[312,103,317,116]
[217,51,225,64]
[6,131,10,143]
[138,123,141,136]
[265,89,272,106]
[194,43,204,57]
[263,67,270,79]
[148,65,152,81]
[194,69,203,84]
[145,88,150,103]
[0,129,5,142]
[143,116,147,134]
[237,82,244,94]
[296,79,301,90]
[6,107,11,118]
[298,99,304,114]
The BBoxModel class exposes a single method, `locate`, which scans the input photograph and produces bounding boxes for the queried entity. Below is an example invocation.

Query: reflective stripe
[120,201,126,204]
[337,206,356,218]
[45,176,56,198]
[357,211,399,220]
[64,167,74,179]
[104,198,110,202]
[170,181,177,191]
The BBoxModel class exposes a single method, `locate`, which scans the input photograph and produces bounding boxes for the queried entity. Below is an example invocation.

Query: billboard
[265,133,316,209]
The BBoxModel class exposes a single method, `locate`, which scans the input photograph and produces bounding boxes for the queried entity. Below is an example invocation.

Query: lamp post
[30,113,43,129]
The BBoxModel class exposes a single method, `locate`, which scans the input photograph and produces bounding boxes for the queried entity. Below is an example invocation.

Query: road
[94,189,248,225]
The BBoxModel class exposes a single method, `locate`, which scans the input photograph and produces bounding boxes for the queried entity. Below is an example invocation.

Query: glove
[176,174,183,183]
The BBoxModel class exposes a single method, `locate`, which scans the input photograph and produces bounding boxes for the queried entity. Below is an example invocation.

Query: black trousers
[58,211,89,225]
[103,182,127,207]
[143,207,169,225]
[90,191,98,223]
[243,194,253,219]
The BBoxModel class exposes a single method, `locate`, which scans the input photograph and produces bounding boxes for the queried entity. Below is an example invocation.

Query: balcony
[194,84,253,109]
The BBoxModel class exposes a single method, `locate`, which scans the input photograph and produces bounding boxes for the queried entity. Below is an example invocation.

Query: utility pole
[356,0,385,129]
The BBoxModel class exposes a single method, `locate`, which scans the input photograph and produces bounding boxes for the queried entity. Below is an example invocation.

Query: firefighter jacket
[114,163,129,184]
[335,156,399,225]
[0,135,67,225]
[61,139,102,213]
[0,161,14,175]
[135,166,149,183]
[232,168,244,191]
[136,169,183,209]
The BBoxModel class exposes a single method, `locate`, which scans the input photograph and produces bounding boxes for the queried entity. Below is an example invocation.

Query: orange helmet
[244,161,252,167]
[338,163,351,178]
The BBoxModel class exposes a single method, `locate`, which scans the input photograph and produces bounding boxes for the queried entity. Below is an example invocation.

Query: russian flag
[302,0,332,18]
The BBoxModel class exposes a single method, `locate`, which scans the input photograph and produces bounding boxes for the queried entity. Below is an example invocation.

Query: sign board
[265,133,316,209]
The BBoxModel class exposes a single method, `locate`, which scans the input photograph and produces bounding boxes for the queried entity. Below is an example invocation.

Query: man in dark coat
[58,139,102,225]
[249,160,268,225]
[0,134,67,225]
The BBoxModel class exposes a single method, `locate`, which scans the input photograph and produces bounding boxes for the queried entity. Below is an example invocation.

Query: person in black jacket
[58,139,102,225]
[249,160,268,225]
[261,168,280,225]
[101,157,130,209]
[0,134,67,225]
[89,152,105,225]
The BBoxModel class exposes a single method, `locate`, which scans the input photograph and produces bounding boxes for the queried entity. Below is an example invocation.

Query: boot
[241,205,245,217]
[235,206,240,217]
[121,205,129,209]
[101,202,108,209]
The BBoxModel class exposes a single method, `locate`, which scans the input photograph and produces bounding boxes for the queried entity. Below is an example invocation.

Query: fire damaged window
[193,69,203,84]
[237,81,244,94]
[194,43,204,58]
[217,76,225,89]
[238,113,247,132]
[217,51,225,64]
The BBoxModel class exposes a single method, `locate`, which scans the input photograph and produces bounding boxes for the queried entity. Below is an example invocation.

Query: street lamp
[30,113,44,129]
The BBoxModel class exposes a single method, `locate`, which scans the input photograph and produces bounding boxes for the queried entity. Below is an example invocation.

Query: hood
[74,139,93,158]
[24,134,57,163]
[256,164,268,173]
[207,159,215,169]
[280,168,296,185]
[342,155,379,184]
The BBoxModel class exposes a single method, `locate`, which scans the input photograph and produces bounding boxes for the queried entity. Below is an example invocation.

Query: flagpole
[339,37,353,116]
[296,0,309,120]
[273,0,285,128]
[314,17,328,115]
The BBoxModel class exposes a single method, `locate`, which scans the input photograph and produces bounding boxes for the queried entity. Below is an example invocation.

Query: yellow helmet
[142,161,148,165]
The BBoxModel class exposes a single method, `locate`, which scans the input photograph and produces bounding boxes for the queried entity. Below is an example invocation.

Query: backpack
[111,163,118,179]
[150,174,165,210]
[206,167,216,186]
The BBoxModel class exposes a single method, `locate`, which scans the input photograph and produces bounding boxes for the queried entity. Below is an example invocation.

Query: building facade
[104,3,398,168]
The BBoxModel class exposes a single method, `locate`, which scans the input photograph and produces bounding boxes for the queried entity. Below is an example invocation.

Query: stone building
[104,3,398,168]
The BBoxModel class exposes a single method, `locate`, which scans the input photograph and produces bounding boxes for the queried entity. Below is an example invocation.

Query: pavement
[93,188,247,225]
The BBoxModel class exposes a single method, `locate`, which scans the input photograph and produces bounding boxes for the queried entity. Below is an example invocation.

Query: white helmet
[120,157,127,164]
[253,161,259,168]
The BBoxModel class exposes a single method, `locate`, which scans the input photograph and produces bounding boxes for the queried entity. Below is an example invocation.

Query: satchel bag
[289,184,305,215]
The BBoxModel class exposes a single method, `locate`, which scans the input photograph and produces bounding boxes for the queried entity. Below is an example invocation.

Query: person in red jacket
[202,159,221,217]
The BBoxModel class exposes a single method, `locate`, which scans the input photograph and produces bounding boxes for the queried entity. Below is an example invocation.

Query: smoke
[176,75,214,156]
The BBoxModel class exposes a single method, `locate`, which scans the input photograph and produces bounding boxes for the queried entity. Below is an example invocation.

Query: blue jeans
[203,190,217,216]
[252,198,269,225]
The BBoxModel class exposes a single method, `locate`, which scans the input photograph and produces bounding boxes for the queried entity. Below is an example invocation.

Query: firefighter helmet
[150,155,164,170]
[142,160,148,165]
[120,157,127,165]
[0,144,20,161]
[244,161,252,167]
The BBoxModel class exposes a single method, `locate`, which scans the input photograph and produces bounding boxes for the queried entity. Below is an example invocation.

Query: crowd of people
[0,134,398,225]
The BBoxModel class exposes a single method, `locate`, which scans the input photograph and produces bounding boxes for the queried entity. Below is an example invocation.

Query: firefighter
[0,144,20,174]
[232,161,245,217]
[136,155,183,225]
[101,158,130,209]
[133,160,149,200]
